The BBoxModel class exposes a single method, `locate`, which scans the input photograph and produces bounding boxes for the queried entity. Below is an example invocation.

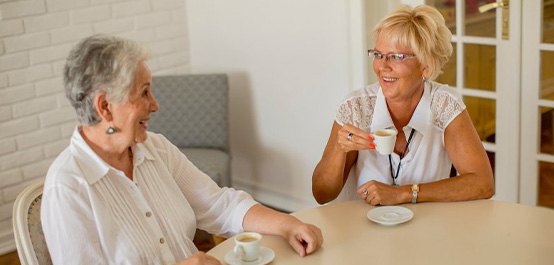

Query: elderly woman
[41,35,322,265]
[312,5,494,205]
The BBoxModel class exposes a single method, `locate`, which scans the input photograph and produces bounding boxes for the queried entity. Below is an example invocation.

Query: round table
[208,199,554,264]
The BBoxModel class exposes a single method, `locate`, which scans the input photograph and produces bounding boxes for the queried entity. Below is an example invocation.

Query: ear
[94,92,114,122]
[422,66,430,80]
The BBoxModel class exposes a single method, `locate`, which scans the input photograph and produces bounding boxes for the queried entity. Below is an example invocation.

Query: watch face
[412,184,419,192]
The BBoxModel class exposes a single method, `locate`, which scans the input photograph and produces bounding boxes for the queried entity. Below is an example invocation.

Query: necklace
[388,128,416,186]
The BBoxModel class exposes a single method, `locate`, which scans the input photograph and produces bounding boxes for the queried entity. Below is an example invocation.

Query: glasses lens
[369,51,382,60]
[389,54,405,61]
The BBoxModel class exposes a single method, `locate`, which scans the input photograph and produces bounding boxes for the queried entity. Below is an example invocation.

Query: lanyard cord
[388,128,416,186]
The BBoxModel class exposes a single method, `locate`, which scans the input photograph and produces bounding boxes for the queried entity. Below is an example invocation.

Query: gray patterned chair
[149,74,231,187]
[13,180,53,265]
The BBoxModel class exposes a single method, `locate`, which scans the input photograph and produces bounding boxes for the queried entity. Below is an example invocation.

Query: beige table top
[208,199,554,265]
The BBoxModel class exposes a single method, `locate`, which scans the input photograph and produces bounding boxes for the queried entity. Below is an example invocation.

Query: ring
[347,132,353,141]
[363,189,368,196]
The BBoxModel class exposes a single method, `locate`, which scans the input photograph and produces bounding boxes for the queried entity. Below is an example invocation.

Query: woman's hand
[243,205,323,257]
[176,252,222,265]
[357,180,410,205]
[283,221,323,257]
[337,124,374,153]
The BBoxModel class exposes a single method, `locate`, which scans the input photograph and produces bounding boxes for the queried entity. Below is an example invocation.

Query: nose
[150,94,160,112]
[374,57,392,71]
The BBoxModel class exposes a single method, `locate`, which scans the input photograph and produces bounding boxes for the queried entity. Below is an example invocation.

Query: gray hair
[64,34,150,125]
[372,5,452,80]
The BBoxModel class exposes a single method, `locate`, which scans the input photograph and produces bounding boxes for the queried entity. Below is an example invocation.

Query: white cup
[233,232,262,262]
[372,129,397,155]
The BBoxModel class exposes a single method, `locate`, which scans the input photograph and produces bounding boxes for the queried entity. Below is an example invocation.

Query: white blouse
[41,129,257,265]
[335,81,466,187]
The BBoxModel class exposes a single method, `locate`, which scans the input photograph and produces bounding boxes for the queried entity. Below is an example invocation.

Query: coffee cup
[233,232,262,262]
[372,129,397,155]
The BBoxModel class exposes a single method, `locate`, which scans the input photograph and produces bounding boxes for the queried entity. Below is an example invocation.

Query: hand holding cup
[372,129,397,155]
[338,124,375,152]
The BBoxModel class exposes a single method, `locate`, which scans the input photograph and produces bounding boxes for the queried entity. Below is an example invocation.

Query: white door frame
[520,0,554,205]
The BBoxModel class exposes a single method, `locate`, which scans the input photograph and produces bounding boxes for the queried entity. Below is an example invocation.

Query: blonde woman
[312,5,494,205]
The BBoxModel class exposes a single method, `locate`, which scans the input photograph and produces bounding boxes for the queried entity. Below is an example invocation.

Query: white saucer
[367,206,413,226]
[224,246,275,265]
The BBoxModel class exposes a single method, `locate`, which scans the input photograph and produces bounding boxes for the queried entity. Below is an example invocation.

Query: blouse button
[159,238,165,244]
[146,211,152,217]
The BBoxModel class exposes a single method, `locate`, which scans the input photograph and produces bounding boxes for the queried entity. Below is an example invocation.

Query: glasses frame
[368,49,417,63]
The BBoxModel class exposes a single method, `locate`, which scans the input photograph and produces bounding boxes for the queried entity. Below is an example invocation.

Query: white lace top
[42,129,257,265]
[335,81,466,187]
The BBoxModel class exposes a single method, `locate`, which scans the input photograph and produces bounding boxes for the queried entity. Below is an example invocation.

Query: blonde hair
[372,4,452,80]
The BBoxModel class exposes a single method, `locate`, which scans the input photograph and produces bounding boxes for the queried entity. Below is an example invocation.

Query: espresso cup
[233,232,262,262]
[372,129,397,155]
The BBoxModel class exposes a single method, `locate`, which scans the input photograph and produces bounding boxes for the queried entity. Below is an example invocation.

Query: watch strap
[411,184,419,204]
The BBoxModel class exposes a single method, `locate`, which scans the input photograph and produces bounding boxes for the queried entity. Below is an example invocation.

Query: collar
[370,81,432,136]
[407,81,432,136]
[370,88,394,132]
[70,127,155,184]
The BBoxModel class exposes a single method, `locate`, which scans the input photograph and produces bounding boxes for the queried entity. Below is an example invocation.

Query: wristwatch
[411,184,419,204]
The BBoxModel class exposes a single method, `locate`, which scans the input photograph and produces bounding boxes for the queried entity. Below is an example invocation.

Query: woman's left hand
[357,180,408,205]
[242,204,323,257]
[284,221,323,257]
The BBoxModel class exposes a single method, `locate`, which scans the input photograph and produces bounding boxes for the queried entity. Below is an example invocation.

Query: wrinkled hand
[357,180,406,205]
[284,221,323,257]
[176,252,222,265]
[337,124,374,153]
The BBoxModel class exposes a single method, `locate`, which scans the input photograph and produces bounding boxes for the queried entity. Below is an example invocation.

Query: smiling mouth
[382,76,399,82]
[139,120,149,129]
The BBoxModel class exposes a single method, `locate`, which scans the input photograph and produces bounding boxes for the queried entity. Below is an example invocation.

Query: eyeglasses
[368,49,416,63]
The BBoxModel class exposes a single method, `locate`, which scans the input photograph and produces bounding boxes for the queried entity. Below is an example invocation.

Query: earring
[106,126,117,135]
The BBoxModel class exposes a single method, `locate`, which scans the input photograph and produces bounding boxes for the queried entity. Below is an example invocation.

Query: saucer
[367,206,413,226]
[224,246,275,265]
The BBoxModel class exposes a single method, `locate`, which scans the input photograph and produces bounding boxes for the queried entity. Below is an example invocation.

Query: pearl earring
[106,126,117,135]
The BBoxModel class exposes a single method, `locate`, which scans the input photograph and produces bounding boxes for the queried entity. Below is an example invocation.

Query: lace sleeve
[335,96,376,130]
[431,89,466,130]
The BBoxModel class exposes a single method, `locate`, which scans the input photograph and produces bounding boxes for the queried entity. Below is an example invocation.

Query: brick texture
[0,75,7,88]
[0,0,46,19]
[24,12,69,33]
[30,43,73,65]
[0,52,29,72]
[0,106,11,122]
[71,5,111,24]
[7,64,53,86]
[0,20,24,38]
[0,0,190,253]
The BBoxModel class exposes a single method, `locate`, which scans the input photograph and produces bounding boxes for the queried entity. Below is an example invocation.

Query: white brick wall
[0,52,29,72]
[0,0,190,254]
[0,106,11,122]
[0,20,24,37]
[4,32,50,53]
[24,12,69,33]
[8,64,53,86]
[0,1,46,19]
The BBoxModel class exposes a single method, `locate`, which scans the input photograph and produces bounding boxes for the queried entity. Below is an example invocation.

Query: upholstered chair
[149,74,231,187]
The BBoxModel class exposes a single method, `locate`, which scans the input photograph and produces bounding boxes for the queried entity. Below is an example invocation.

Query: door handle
[479,0,509,40]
